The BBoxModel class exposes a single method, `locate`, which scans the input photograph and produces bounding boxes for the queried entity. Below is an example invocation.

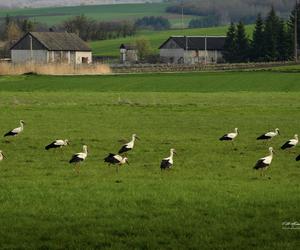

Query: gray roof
[11,32,91,51]
[120,44,137,50]
[159,36,226,51]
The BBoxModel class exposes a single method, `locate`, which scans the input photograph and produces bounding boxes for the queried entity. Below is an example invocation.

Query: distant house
[10,32,92,64]
[120,44,138,63]
[159,36,226,64]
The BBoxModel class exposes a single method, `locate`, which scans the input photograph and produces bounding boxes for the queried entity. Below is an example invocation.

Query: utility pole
[295,0,298,62]
[204,35,207,65]
[181,1,184,29]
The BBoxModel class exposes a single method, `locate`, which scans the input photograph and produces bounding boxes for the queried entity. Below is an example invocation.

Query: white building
[120,44,138,64]
[10,32,92,64]
[159,36,226,64]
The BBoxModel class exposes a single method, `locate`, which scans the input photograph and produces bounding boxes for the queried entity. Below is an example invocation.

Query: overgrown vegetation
[62,15,136,41]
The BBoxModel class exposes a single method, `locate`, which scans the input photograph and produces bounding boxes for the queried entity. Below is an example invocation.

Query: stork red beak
[2,153,6,159]
[126,160,130,165]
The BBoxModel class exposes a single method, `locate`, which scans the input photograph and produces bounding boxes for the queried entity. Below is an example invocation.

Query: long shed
[10,32,92,64]
[159,36,226,64]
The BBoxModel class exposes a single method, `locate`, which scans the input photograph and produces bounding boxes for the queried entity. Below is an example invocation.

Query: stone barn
[159,36,226,64]
[10,32,92,64]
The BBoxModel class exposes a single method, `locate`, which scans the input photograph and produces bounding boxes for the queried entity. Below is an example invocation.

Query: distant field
[0,71,300,249]
[90,25,254,57]
[0,3,195,27]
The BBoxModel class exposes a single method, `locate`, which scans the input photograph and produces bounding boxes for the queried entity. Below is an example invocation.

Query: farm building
[10,32,92,64]
[120,44,138,63]
[159,36,226,64]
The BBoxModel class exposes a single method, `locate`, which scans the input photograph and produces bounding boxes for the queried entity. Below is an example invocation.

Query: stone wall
[111,62,295,74]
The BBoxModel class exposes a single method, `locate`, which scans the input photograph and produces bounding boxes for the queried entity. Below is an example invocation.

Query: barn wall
[160,49,224,64]
[160,49,184,63]
[47,51,77,64]
[75,51,92,64]
[11,50,48,64]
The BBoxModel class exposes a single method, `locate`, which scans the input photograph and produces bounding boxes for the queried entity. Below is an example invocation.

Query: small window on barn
[82,57,88,64]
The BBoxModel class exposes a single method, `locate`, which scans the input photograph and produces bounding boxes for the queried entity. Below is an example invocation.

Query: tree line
[223,5,300,63]
[166,0,294,26]
[0,14,171,43]
[0,14,138,42]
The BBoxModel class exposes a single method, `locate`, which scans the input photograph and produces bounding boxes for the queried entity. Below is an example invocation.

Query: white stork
[257,128,280,140]
[118,134,140,154]
[104,153,129,173]
[281,134,298,150]
[219,128,239,141]
[4,120,25,137]
[160,148,176,170]
[0,150,6,161]
[254,147,274,176]
[45,139,69,150]
[69,145,88,173]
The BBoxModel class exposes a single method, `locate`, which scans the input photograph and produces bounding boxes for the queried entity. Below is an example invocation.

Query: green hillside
[90,25,254,57]
[0,3,194,27]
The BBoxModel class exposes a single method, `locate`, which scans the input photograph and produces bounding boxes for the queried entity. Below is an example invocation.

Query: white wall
[75,51,92,64]
[11,50,92,65]
[160,49,184,63]
[11,50,48,64]
[160,49,224,64]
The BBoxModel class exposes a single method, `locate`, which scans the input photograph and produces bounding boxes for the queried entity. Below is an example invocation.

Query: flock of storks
[0,120,176,174]
[0,121,299,176]
[220,128,299,175]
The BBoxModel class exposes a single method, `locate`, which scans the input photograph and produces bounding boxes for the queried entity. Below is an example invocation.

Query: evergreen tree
[5,14,11,26]
[235,21,250,62]
[263,6,280,61]
[223,22,237,62]
[277,19,290,61]
[251,14,265,61]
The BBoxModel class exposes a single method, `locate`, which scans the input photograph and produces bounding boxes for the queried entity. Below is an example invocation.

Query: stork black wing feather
[69,154,83,164]
[4,130,17,137]
[254,159,266,170]
[45,141,60,150]
[104,154,120,164]
[160,159,172,169]
[118,145,130,154]
[219,134,231,141]
[281,141,293,150]
[257,134,270,140]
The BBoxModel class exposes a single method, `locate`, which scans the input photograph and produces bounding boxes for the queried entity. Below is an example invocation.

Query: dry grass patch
[0,62,111,75]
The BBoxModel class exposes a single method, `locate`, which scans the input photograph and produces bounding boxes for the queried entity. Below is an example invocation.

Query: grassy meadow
[0,3,194,27]
[0,71,300,249]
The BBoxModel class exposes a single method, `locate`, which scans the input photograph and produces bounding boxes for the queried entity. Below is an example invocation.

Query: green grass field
[90,25,254,57]
[0,71,300,249]
[0,3,194,27]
